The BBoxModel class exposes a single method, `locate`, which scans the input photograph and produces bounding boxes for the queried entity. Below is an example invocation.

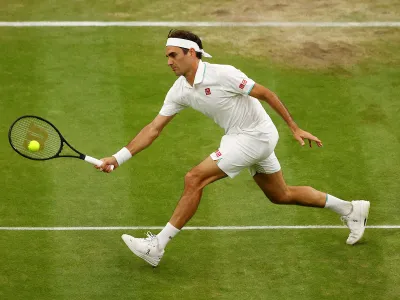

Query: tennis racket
[8,115,113,170]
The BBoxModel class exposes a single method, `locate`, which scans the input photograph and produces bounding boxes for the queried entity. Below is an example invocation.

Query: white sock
[324,194,353,216]
[157,222,180,249]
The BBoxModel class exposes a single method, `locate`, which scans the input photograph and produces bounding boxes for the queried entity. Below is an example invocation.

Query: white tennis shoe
[341,200,370,245]
[121,232,164,267]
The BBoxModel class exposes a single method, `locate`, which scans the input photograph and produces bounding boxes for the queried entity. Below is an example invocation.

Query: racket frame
[8,115,87,161]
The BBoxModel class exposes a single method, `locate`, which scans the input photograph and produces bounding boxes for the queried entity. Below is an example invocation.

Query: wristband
[112,147,132,166]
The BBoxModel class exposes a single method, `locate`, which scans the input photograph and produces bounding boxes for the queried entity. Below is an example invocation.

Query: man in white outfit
[97,30,370,267]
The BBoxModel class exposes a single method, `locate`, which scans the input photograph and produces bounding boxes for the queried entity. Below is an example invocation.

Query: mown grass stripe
[0,21,400,27]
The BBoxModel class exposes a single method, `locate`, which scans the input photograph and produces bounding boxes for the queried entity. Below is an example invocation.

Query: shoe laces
[144,231,158,243]
[340,216,349,225]
[340,216,360,235]
[341,215,357,227]
[341,206,354,224]
[143,232,160,250]
[340,208,353,226]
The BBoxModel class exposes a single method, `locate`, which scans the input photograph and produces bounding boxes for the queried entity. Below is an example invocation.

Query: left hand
[291,127,323,148]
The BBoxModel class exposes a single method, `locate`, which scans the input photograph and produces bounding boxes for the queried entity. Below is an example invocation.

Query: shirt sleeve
[218,66,255,95]
[159,84,187,116]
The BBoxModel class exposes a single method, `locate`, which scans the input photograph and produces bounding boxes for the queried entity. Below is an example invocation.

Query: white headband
[166,38,212,58]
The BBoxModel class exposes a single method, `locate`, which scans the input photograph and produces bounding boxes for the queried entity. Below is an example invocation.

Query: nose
[167,58,173,66]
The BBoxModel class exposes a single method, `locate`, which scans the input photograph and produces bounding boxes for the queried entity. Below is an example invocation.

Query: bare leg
[169,156,227,229]
[253,170,326,207]
[120,157,227,266]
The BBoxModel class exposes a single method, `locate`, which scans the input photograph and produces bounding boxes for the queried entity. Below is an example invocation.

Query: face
[165,46,196,76]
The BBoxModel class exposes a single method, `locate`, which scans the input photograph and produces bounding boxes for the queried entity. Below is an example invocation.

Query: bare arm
[97,114,175,172]
[249,83,322,147]
[126,114,175,156]
[249,83,298,130]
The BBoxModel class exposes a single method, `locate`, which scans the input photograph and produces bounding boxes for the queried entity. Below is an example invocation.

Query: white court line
[0,21,400,27]
[0,225,399,231]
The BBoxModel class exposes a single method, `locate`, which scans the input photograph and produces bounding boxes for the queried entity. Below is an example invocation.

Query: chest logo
[205,88,211,95]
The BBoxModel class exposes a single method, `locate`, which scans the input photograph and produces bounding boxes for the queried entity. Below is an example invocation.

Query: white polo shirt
[159,60,275,140]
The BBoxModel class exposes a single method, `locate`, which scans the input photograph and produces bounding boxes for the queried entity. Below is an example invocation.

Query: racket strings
[10,117,62,160]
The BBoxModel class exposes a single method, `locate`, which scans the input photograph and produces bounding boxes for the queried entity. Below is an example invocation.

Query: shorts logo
[239,79,247,90]
[205,88,211,95]
[215,150,222,157]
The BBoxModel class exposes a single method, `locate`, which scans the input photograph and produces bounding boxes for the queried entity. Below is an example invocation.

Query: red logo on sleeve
[205,88,211,95]
[215,150,222,157]
[239,79,247,89]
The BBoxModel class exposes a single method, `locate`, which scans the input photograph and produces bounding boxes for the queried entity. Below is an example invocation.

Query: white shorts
[210,127,281,178]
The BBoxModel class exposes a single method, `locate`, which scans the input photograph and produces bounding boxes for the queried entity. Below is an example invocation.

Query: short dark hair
[168,29,203,59]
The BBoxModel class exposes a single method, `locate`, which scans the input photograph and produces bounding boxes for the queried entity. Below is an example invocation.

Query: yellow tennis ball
[28,140,40,152]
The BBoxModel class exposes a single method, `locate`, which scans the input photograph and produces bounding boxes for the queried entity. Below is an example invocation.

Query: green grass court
[1,2,400,299]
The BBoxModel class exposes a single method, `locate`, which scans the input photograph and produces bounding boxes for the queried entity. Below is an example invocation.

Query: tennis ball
[28,140,40,152]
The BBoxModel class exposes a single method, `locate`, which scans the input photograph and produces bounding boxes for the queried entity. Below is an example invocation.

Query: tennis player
[97,30,370,267]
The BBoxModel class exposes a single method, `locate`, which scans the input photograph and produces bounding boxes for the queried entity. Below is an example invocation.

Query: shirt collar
[194,60,205,85]
[183,60,206,88]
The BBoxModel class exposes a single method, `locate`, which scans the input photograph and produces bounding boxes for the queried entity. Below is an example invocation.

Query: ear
[189,48,197,57]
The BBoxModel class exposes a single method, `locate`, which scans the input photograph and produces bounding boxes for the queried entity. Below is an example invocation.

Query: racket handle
[84,155,115,171]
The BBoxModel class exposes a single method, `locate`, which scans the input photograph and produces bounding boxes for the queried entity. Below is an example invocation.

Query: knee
[184,170,202,190]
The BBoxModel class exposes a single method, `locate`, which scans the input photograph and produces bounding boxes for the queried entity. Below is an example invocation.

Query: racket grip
[84,155,115,171]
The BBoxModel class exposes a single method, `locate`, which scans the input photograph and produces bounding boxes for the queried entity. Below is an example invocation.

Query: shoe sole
[347,200,370,245]
[363,200,370,227]
[121,235,160,267]
[131,248,160,267]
